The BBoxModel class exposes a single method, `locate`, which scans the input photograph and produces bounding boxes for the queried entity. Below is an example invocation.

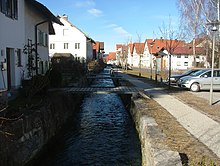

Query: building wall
[24,4,50,76]
[163,54,207,70]
[0,0,25,89]
[49,17,90,61]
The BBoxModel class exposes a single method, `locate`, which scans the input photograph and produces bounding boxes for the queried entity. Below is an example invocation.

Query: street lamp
[207,20,220,105]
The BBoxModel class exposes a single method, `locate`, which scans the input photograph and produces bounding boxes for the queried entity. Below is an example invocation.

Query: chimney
[62,14,68,21]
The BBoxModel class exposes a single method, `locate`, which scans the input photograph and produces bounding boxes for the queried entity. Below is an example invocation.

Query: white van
[177,69,220,92]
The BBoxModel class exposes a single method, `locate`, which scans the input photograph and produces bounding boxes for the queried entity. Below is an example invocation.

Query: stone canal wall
[0,92,83,166]
[129,93,182,166]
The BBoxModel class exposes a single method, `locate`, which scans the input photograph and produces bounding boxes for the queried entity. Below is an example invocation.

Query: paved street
[190,91,220,105]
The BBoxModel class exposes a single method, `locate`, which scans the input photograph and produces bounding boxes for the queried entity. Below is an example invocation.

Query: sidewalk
[117,71,220,159]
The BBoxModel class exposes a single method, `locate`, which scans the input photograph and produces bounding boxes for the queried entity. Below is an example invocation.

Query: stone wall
[130,93,182,166]
[0,92,83,166]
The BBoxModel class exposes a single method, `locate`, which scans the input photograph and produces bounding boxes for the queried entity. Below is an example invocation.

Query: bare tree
[178,0,220,67]
[159,17,185,88]
[177,0,205,67]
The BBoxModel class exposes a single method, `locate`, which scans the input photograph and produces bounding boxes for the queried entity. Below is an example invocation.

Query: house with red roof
[115,44,128,68]
[145,38,208,70]
[132,43,145,67]
[127,43,134,67]
[93,41,105,60]
[115,38,208,71]
[106,52,116,64]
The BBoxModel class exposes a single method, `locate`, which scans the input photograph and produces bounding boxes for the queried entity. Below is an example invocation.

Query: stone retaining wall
[0,92,83,166]
[130,93,182,166]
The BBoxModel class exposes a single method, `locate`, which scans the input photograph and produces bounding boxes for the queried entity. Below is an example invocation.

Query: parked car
[168,69,201,84]
[177,69,220,92]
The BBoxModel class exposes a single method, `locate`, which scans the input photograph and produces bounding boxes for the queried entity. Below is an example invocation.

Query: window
[0,0,18,19]
[184,62,188,66]
[38,30,44,45]
[38,30,48,46]
[44,33,48,47]
[177,61,181,66]
[75,43,80,49]
[184,55,188,58]
[177,55,181,58]
[214,70,220,77]
[17,48,22,67]
[202,71,211,77]
[64,43,69,49]
[50,43,55,49]
[63,29,69,36]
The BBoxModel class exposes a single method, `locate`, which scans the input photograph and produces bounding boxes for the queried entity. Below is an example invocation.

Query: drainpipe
[35,20,48,75]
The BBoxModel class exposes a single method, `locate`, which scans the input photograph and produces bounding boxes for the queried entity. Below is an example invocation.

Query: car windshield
[191,70,209,76]
[182,70,196,75]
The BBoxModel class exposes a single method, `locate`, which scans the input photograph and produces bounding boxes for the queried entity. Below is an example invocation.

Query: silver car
[177,69,220,92]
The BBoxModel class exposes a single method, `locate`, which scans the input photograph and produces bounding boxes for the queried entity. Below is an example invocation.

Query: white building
[0,0,62,90]
[49,15,95,62]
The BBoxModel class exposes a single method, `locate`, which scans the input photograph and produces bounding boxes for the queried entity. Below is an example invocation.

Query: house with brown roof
[145,38,208,70]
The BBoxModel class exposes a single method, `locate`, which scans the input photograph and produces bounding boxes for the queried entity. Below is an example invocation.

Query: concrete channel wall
[130,93,182,166]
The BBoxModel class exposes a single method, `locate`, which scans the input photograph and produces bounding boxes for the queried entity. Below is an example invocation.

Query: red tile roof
[173,46,205,55]
[106,52,116,61]
[133,42,145,54]
[146,39,186,54]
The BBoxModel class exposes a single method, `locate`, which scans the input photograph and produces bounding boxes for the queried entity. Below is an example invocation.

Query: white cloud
[105,24,118,28]
[74,0,95,8]
[88,8,103,17]
[114,27,132,37]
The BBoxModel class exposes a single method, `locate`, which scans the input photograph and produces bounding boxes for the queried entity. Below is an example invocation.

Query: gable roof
[93,41,104,52]
[146,39,186,54]
[173,47,205,55]
[58,15,95,43]
[106,52,116,61]
[128,43,134,54]
[116,44,123,50]
[26,0,63,34]
[133,42,145,54]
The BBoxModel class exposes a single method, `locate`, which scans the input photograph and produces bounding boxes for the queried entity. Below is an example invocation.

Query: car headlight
[170,77,175,81]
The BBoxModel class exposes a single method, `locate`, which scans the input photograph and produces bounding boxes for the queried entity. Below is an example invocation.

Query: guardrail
[0,89,8,112]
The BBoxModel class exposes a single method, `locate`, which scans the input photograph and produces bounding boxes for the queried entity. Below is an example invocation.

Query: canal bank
[28,67,141,165]
[129,93,182,166]
[0,92,84,166]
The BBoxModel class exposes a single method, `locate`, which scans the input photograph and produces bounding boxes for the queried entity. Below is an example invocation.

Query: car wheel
[190,83,200,92]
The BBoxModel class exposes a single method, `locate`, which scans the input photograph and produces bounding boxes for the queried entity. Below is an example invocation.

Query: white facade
[168,54,207,70]
[0,0,25,90]
[142,43,151,68]
[0,0,59,90]
[127,44,133,67]
[49,16,94,62]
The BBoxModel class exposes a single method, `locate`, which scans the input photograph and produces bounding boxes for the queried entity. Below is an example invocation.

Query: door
[213,70,220,90]
[200,71,211,90]
[6,48,15,90]
[6,48,11,90]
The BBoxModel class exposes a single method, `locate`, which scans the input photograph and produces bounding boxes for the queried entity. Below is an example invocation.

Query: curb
[130,94,182,166]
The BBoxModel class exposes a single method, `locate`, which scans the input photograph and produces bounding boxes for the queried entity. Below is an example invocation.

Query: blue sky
[38,0,180,53]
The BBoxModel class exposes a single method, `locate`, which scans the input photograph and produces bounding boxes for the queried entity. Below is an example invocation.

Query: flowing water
[33,67,141,166]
